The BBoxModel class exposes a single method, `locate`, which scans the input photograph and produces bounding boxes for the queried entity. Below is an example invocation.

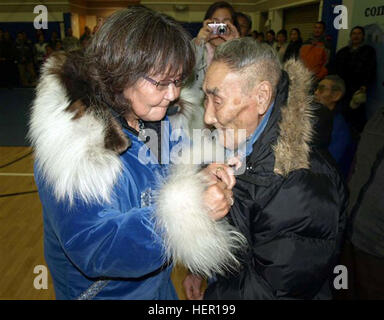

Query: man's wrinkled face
[203,61,261,150]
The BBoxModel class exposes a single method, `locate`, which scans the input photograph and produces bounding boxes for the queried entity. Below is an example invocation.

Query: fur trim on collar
[29,54,122,205]
[273,59,314,176]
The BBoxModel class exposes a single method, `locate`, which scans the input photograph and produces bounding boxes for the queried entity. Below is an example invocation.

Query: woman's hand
[221,21,240,41]
[195,19,214,45]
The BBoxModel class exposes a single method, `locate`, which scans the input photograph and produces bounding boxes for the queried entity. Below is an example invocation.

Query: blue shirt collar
[225,100,275,160]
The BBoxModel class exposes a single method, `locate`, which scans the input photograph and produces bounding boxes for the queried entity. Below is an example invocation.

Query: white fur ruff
[155,162,247,278]
[28,58,122,205]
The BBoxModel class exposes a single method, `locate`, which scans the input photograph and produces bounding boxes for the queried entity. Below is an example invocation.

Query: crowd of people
[249,22,377,140]
[0,26,95,87]
[22,1,383,300]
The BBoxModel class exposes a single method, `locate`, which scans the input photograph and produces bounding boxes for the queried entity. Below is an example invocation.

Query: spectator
[335,26,377,135]
[35,29,44,42]
[15,32,36,86]
[183,38,347,300]
[54,40,64,52]
[300,21,331,80]
[235,12,252,37]
[22,31,33,48]
[34,34,47,72]
[273,29,288,63]
[62,28,80,52]
[266,29,275,46]
[0,30,18,87]
[283,28,303,62]
[338,105,384,299]
[49,31,60,49]
[250,30,258,40]
[80,26,92,44]
[314,75,355,179]
[256,32,264,43]
[43,45,53,61]
[179,1,240,133]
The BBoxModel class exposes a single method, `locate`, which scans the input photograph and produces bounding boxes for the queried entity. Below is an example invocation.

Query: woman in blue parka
[28,7,246,300]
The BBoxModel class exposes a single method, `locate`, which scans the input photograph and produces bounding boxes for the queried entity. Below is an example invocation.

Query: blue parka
[34,123,179,299]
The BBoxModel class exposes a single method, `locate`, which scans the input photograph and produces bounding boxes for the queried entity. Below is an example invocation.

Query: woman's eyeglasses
[143,76,185,90]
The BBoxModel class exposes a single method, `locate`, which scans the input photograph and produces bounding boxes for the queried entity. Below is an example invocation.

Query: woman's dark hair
[267,30,275,37]
[350,25,365,37]
[61,7,195,115]
[204,1,239,31]
[290,28,302,41]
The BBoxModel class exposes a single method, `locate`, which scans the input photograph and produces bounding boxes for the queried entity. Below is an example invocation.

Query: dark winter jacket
[348,106,384,259]
[335,44,376,102]
[204,60,348,300]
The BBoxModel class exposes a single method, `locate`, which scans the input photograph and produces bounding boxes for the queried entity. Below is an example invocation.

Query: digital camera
[208,23,227,35]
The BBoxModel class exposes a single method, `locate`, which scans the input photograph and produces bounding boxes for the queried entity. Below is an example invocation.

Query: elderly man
[183,38,347,300]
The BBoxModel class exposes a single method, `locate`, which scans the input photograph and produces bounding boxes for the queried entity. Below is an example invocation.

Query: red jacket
[300,35,331,80]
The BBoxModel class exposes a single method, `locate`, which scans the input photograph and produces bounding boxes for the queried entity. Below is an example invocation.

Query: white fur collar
[29,56,122,205]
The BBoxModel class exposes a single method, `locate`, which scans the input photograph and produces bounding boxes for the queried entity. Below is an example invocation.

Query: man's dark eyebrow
[206,87,220,96]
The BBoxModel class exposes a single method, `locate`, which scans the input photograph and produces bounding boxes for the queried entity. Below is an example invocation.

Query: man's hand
[201,163,236,221]
[183,273,204,300]
[203,163,236,188]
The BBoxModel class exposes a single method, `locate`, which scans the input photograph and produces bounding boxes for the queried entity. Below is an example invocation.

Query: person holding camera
[188,2,239,98]
[173,2,240,137]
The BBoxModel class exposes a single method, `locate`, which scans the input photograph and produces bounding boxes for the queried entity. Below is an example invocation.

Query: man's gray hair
[213,37,282,94]
[324,75,346,97]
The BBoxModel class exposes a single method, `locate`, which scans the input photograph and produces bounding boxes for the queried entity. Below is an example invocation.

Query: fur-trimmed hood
[272,58,314,176]
[29,53,126,205]
[272,59,313,176]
